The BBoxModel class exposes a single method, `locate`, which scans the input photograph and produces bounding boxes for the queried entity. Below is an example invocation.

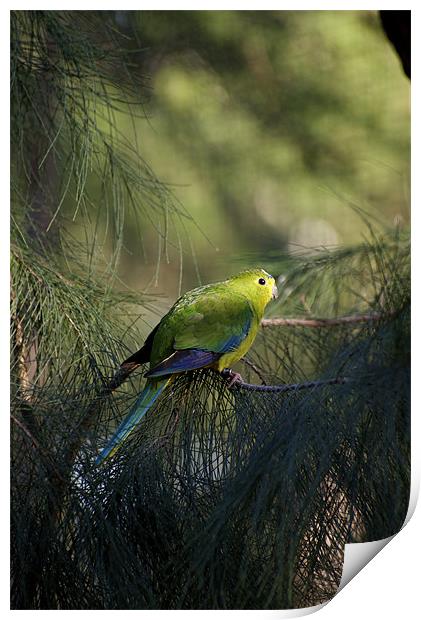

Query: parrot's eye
[258,278,266,285]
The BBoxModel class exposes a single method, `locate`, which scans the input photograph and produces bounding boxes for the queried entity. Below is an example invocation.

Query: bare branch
[241,357,267,385]
[261,313,384,328]
[230,376,350,393]
[11,413,40,449]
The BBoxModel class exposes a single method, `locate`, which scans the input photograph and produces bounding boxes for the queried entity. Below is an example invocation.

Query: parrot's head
[229,268,278,313]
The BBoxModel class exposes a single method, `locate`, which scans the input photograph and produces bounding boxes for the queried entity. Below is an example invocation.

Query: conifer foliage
[11,11,410,609]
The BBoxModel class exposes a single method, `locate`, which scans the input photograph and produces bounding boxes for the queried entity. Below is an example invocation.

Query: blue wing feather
[219,314,251,353]
[145,349,220,378]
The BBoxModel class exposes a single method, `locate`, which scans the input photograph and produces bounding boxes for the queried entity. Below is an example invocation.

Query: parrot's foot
[221,368,244,388]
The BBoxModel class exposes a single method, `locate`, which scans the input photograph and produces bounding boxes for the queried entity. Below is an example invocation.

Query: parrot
[96,268,278,464]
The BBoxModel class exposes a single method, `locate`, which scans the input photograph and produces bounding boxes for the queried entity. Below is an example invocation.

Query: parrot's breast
[213,319,260,371]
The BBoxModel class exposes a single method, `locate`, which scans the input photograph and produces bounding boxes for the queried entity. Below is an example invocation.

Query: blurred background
[92,10,410,301]
[12,10,410,311]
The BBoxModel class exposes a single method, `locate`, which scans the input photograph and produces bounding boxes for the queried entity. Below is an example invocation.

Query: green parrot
[96,268,278,464]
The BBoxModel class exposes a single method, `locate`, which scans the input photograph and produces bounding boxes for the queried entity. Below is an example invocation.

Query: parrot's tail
[95,378,171,465]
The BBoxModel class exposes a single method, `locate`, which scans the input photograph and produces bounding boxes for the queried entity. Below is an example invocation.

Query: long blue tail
[96,378,170,465]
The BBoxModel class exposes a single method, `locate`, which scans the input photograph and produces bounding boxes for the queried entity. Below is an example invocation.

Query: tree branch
[241,357,267,385]
[230,376,350,393]
[261,312,384,328]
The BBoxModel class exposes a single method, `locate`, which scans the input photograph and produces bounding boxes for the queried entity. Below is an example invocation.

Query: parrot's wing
[145,349,220,378]
[145,289,255,377]
[172,289,254,354]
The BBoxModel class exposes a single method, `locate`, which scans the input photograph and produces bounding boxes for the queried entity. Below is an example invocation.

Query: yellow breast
[213,321,260,371]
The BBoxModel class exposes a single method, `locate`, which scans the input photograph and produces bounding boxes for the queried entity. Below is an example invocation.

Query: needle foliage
[11,229,410,609]
[10,10,410,610]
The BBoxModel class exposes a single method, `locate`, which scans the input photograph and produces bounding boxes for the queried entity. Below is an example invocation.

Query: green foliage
[10,10,410,611]
[11,231,409,609]
[11,10,190,275]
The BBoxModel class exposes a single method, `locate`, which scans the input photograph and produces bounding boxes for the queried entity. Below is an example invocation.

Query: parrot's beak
[272,284,279,300]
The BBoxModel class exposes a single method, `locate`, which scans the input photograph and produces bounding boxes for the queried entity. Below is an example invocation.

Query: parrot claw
[221,369,244,388]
